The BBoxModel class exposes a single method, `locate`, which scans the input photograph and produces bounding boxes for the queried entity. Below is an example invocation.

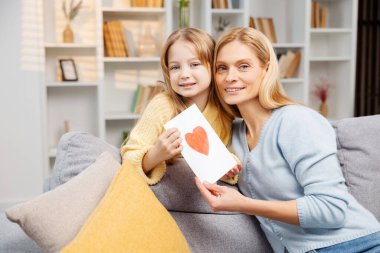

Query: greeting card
[164,104,236,183]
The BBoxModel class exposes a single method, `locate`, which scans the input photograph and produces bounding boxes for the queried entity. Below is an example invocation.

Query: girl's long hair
[161,27,233,141]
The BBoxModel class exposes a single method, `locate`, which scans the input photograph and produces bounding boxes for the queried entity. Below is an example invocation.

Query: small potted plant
[62,0,83,43]
[312,76,332,117]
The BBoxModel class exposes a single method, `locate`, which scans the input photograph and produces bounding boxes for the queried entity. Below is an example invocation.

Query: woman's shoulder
[276,105,327,123]
[275,105,334,134]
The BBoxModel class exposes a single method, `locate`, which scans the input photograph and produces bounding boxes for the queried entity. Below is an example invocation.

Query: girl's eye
[216,65,227,72]
[239,64,249,71]
[191,62,201,68]
[170,65,179,71]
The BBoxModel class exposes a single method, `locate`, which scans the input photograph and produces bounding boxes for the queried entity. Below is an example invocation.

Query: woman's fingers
[195,177,214,199]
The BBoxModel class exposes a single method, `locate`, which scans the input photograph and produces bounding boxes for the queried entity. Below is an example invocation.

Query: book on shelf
[131,0,163,7]
[103,21,128,57]
[103,23,115,57]
[311,1,328,28]
[123,27,137,57]
[278,50,301,79]
[249,17,277,43]
[131,84,163,113]
[212,0,229,9]
[284,51,301,78]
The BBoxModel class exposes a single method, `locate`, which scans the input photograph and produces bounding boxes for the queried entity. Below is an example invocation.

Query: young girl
[121,28,240,185]
[196,27,380,253]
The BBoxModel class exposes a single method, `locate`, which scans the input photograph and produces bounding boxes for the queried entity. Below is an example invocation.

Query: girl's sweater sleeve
[278,107,349,229]
[120,94,174,185]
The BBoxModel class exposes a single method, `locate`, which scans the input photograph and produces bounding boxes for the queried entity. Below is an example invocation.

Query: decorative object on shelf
[214,17,230,38]
[64,120,70,133]
[137,25,157,57]
[59,59,78,81]
[62,0,83,43]
[178,0,190,28]
[249,17,277,43]
[312,77,332,117]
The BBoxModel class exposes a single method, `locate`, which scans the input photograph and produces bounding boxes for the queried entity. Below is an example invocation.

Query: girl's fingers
[167,129,181,143]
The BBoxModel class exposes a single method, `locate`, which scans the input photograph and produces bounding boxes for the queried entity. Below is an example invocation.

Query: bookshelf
[247,0,357,119]
[308,0,358,120]
[41,0,357,177]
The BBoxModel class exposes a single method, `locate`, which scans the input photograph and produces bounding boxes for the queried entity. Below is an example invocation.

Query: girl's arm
[121,93,176,185]
[142,127,183,173]
[195,178,299,225]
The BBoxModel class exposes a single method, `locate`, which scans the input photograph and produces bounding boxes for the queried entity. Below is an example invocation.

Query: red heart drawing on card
[185,126,209,156]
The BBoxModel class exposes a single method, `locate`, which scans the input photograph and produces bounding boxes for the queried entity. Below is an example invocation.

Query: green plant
[62,0,83,23]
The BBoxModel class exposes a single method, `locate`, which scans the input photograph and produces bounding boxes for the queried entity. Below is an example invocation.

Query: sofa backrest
[331,115,380,221]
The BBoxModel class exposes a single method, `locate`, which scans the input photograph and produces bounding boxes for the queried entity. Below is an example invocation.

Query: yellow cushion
[61,160,190,253]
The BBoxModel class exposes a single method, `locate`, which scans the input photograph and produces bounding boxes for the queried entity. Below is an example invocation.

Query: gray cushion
[44,131,121,191]
[6,152,121,253]
[0,213,42,253]
[331,115,380,220]
[171,211,272,253]
[151,158,238,214]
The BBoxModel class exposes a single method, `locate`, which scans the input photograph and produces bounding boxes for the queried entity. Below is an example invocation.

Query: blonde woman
[196,27,380,253]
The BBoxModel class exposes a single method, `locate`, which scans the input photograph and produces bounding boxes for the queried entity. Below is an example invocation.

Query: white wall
[0,0,44,211]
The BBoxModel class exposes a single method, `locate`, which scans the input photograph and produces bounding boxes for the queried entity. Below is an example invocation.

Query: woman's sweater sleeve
[278,107,349,229]
[120,94,174,185]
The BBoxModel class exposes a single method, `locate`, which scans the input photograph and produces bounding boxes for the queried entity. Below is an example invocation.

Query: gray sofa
[1,115,380,253]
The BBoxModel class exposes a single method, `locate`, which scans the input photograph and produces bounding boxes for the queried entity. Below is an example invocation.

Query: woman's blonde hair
[161,27,233,141]
[214,27,296,118]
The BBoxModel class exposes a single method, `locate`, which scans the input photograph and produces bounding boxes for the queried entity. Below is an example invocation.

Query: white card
[164,104,236,183]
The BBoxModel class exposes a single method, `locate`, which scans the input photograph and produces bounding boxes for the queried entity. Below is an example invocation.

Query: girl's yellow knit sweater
[120,93,238,185]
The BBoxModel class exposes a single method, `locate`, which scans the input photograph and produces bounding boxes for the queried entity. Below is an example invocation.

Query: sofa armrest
[44,132,121,191]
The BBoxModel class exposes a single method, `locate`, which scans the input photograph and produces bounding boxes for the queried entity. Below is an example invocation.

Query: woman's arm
[195,177,299,225]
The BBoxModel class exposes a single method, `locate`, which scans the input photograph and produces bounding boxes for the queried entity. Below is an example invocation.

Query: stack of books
[103,21,136,57]
[131,84,163,113]
[130,0,163,7]
[249,17,277,43]
[277,51,301,79]
[212,0,232,9]
[311,1,328,28]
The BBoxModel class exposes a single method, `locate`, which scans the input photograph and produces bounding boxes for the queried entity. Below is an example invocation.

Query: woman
[195,27,380,253]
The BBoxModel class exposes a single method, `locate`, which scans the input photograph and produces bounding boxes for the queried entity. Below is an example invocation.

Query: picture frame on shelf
[59,59,78,81]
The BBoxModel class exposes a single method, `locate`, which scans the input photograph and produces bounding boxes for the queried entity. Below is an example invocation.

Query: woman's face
[214,40,267,106]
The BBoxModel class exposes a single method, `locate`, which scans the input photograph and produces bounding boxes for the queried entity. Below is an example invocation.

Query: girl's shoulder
[137,92,176,123]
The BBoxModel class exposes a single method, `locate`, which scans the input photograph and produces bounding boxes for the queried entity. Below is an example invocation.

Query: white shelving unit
[307,0,358,120]
[248,0,357,119]
[41,0,357,177]
[42,0,100,177]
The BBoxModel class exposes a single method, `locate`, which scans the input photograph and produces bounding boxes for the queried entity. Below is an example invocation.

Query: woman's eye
[216,65,227,72]
[239,64,249,71]
[191,62,201,68]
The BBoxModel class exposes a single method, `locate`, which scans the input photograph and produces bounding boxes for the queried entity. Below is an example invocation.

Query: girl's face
[215,40,267,106]
[168,40,211,106]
